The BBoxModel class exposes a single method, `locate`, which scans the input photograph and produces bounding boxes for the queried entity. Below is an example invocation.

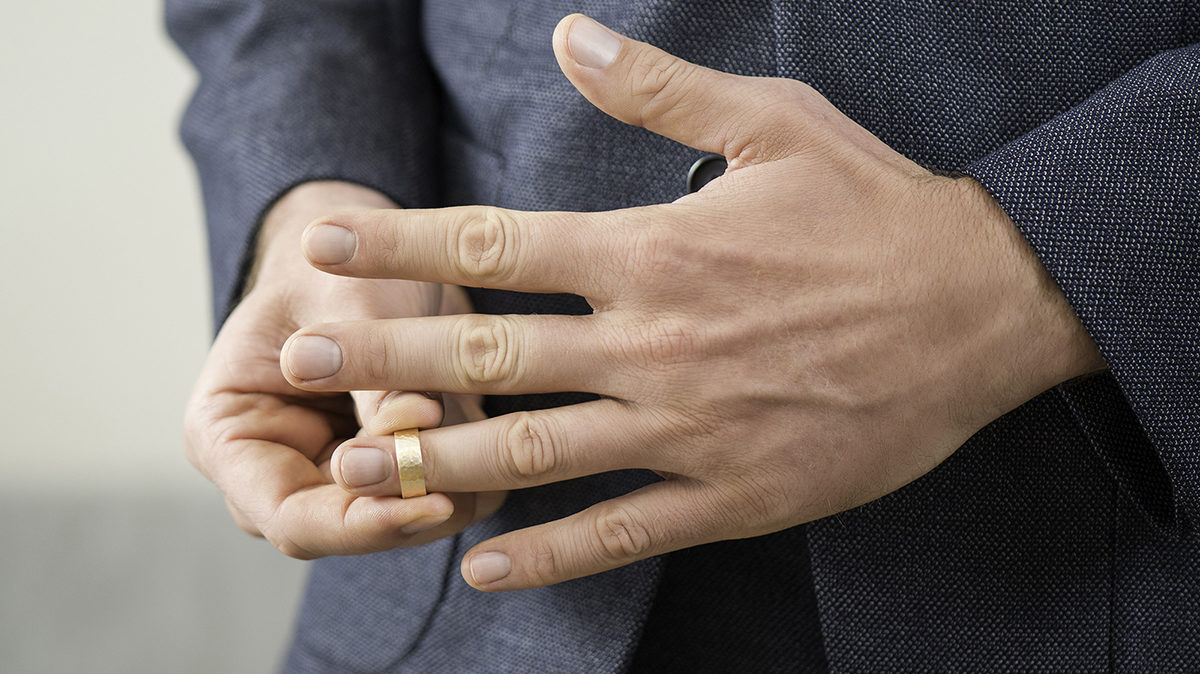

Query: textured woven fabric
[165,0,442,327]
[964,45,1200,531]
[168,0,1200,671]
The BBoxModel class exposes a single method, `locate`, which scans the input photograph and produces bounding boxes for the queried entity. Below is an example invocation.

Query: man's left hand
[280,14,1105,589]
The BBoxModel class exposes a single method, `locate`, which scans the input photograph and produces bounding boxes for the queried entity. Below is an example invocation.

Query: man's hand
[184,181,502,558]
[282,16,1105,585]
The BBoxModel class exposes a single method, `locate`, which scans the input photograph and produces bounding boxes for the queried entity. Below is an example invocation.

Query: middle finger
[282,313,620,397]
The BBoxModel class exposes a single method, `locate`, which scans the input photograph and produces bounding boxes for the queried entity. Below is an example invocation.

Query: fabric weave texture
[166,0,1200,671]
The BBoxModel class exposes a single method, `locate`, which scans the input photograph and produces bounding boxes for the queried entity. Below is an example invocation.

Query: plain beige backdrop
[0,1,307,671]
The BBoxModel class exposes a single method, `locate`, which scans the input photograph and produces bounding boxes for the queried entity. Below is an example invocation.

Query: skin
[183,180,504,557]
[189,14,1106,589]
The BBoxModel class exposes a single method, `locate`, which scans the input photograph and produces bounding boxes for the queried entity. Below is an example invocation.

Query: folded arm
[964,44,1200,531]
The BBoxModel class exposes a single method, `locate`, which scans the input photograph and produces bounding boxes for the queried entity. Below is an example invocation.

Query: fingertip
[551,15,576,77]
[551,12,579,44]
[555,14,623,72]
[551,13,590,52]
[330,438,395,491]
[301,219,357,266]
[280,331,344,384]
[461,549,514,591]
[278,331,303,385]
[397,493,456,535]
[344,492,456,544]
[364,391,445,436]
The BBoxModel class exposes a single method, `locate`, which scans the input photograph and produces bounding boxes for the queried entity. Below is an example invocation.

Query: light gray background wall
[0,2,308,671]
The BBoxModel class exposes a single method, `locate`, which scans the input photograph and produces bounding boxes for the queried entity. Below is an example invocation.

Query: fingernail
[305,224,356,264]
[468,552,512,585]
[286,335,342,380]
[568,16,621,69]
[401,512,451,535]
[340,446,392,487]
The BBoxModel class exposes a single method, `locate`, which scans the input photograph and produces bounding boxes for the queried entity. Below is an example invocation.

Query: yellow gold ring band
[393,429,427,499]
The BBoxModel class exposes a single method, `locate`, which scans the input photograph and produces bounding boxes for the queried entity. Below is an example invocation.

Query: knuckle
[770,76,818,103]
[592,504,654,561]
[265,524,319,561]
[379,217,405,269]
[236,521,262,538]
[756,78,829,137]
[274,538,316,561]
[603,316,701,372]
[232,514,264,538]
[183,397,227,471]
[501,412,565,479]
[454,315,521,387]
[262,502,320,560]
[642,319,700,365]
[225,500,264,538]
[630,52,697,126]
[623,216,684,283]
[359,330,394,384]
[455,207,520,283]
[528,540,563,586]
[719,474,785,529]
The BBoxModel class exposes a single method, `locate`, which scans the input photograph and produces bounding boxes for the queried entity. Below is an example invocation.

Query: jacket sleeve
[165,0,440,327]
[962,44,1200,534]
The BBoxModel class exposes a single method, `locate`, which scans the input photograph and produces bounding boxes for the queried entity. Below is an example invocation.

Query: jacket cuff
[962,44,1200,532]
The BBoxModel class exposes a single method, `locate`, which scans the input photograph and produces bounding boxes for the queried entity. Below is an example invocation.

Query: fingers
[439,283,474,316]
[441,392,488,426]
[213,437,456,558]
[303,206,627,299]
[352,389,444,436]
[460,480,729,591]
[552,15,811,163]
[331,399,665,496]
[281,314,618,397]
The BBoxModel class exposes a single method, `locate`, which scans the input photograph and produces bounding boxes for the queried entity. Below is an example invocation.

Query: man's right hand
[183,181,504,558]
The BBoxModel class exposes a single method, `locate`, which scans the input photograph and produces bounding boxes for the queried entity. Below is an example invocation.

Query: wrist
[957,178,1106,421]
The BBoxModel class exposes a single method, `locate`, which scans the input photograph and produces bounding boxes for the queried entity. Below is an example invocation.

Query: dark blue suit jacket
[167,1,1200,671]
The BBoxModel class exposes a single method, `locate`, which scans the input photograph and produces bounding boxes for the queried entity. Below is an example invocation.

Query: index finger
[303,205,636,300]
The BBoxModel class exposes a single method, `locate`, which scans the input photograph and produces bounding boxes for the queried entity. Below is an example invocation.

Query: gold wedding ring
[394,429,427,499]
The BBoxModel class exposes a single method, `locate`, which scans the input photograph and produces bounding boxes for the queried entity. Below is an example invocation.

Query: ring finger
[330,398,675,496]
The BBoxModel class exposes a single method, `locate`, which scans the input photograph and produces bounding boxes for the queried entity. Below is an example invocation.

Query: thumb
[552,14,810,163]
